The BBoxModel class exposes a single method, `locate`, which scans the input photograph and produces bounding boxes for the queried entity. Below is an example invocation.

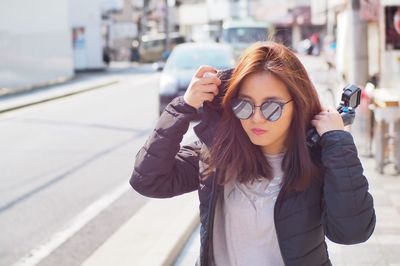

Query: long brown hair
[207,41,323,192]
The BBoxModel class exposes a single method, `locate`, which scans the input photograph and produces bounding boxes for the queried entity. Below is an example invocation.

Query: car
[139,32,185,63]
[158,42,235,115]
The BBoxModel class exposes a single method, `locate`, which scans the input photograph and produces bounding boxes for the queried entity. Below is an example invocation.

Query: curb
[81,192,200,266]
[0,80,119,114]
[159,206,200,266]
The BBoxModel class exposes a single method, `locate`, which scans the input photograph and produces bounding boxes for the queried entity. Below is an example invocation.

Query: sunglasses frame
[232,98,293,121]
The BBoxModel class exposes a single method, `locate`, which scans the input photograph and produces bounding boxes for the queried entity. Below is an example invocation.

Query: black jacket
[130,73,375,265]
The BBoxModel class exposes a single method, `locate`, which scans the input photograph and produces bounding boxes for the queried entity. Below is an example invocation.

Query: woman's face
[237,72,294,155]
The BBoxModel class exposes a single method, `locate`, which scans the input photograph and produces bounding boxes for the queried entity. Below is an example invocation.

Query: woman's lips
[251,128,267,135]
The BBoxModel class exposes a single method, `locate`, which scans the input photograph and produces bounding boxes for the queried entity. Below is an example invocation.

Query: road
[0,66,160,266]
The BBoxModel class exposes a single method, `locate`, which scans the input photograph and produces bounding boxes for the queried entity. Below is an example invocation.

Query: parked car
[158,42,235,114]
[139,32,185,63]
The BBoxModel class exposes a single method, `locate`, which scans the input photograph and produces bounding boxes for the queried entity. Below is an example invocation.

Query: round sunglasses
[231,98,293,121]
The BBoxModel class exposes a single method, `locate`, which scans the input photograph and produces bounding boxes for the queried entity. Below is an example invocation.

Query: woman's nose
[251,107,265,123]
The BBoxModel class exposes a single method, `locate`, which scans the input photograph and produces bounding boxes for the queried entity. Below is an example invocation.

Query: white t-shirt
[212,152,285,266]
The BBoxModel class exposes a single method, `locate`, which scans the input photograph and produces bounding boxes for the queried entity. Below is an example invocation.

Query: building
[102,0,140,61]
[251,0,324,49]
[0,0,74,90]
[378,0,400,87]
[70,0,105,70]
[312,0,400,88]
[178,0,323,49]
[0,0,105,91]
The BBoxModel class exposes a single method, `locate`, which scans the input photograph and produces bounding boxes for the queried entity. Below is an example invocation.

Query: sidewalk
[0,62,154,113]
[0,76,119,113]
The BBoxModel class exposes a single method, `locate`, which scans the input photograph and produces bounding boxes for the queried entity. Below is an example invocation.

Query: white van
[221,18,275,59]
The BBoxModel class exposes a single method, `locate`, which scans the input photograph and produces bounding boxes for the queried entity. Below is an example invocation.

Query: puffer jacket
[130,71,376,266]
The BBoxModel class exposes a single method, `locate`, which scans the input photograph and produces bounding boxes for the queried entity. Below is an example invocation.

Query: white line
[13,183,130,266]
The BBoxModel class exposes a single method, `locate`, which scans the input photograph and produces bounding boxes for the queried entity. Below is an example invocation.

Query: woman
[130,42,375,265]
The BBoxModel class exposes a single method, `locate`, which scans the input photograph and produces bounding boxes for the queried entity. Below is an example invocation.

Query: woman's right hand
[183,65,222,110]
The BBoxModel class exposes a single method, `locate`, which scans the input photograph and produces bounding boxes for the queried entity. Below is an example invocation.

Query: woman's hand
[183,66,221,110]
[311,106,344,136]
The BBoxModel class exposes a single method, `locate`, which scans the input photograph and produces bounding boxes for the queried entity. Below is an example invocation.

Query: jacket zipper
[274,185,288,266]
[202,173,220,266]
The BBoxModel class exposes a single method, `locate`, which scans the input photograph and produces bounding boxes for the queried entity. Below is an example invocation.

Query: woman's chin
[249,137,270,147]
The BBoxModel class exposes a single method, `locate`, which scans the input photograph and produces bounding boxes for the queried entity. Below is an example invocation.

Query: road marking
[12,126,197,266]
[13,182,130,266]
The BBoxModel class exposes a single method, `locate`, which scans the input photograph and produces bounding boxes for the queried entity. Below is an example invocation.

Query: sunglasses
[231,98,293,121]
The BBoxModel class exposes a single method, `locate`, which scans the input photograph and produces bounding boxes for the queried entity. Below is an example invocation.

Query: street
[0,65,160,266]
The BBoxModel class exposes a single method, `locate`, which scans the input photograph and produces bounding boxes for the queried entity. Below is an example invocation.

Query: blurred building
[177,0,324,49]
[0,0,74,90]
[0,0,105,91]
[70,0,105,71]
[251,0,323,49]
[312,0,400,88]
[101,0,182,61]
[81,1,327,65]
[102,0,141,61]
[377,0,400,87]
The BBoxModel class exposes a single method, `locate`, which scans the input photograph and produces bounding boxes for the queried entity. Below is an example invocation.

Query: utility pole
[139,0,150,42]
[325,0,333,37]
[349,0,369,86]
[164,0,170,60]
[239,0,249,18]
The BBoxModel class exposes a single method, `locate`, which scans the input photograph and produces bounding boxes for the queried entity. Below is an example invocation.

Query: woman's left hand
[311,106,344,136]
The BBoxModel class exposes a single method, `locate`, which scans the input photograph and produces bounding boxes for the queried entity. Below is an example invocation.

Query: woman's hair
[207,41,323,192]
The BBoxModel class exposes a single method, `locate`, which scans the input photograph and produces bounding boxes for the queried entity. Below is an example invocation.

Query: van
[221,18,274,59]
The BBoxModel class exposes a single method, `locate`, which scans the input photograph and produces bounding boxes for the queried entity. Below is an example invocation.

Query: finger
[202,72,216,78]
[313,114,326,120]
[325,106,338,113]
[195,65,217,78]
[202,93,215,102]
[199,84,219,96]
[310,119,318,127]
[196,92,215,103]
[318,109,330,115]
[199,76,221,86]
[319,109,335,116]
[328,106,340,114]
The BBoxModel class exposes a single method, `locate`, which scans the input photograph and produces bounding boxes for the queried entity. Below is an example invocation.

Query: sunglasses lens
[261,102,282,121]
[232,99,253,119]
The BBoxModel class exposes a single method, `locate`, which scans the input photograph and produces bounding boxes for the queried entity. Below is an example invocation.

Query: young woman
[130,42,375,266]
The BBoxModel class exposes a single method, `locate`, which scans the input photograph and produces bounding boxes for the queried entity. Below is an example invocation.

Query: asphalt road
[0,66,161,266]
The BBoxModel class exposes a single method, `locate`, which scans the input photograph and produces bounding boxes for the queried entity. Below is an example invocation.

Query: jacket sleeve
[130,96,201,198]
[320,130,376,244]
